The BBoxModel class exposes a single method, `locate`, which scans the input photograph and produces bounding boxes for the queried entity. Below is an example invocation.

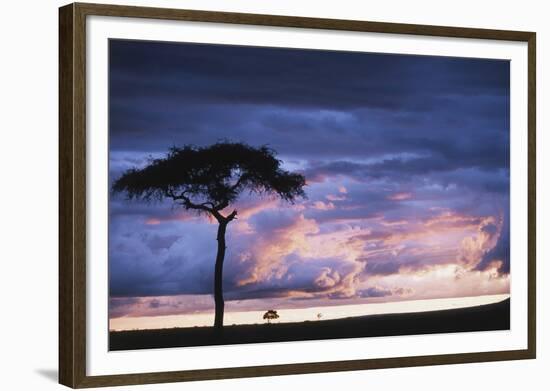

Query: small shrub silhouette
[263,310,280,324]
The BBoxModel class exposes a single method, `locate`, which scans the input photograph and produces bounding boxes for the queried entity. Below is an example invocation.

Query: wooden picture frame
[59,2,536,388]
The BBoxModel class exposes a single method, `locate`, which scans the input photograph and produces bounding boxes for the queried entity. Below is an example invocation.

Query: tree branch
[214,200,229,212]
[227,209,238,222]
[164,189,237,224]
[165,189,212,213]
[211,208,237,224]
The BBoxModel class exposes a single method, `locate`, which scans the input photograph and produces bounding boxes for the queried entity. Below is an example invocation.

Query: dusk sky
[108,39,510,327]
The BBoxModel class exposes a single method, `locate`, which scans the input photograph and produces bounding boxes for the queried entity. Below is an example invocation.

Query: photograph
[107,39,511,351]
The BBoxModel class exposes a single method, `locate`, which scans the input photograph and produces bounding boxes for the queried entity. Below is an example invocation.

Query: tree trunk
[213,221,227,331]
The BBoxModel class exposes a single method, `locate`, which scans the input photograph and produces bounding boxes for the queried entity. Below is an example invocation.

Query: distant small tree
[263,310,280,324]
[112,142,306,332]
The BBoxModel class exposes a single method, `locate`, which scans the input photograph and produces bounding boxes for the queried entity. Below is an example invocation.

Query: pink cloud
[312,201,335,210]
[145,218,161,225]
[143,212,199,225]
[235,213,320,287]
[232,211,369,299]
[380,219,409,227]
[423,210,483,229]
[363,263,509,301]
[387,192,413,201]
[458,215,503,269]
[326,194,347,201]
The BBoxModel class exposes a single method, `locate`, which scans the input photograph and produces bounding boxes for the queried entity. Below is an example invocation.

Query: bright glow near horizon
[110,294,509,331]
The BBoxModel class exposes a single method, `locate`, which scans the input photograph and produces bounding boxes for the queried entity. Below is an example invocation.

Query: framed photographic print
[59,2,536,388]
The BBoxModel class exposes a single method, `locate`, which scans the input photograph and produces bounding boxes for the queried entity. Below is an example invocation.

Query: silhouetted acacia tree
[112,142,306,331]
[263,310,280,324]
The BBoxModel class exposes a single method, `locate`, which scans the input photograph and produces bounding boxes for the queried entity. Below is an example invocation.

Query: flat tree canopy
[112,142,306,215]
